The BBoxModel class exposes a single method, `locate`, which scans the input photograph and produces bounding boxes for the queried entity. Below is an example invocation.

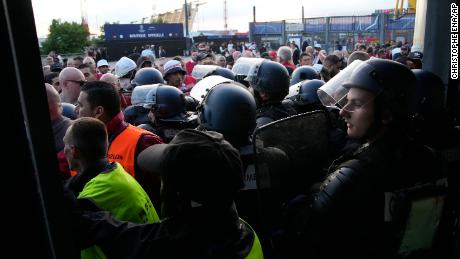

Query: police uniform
[256,101,297,128]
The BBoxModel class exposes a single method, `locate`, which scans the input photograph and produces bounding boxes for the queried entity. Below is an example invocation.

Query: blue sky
[32,0,396,37]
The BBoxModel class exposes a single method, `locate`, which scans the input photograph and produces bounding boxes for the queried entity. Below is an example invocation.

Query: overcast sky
[32,0,396,37]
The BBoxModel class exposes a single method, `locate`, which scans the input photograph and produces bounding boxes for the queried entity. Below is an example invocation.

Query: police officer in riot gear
[204,67,236,81]
[283,59,437,259]
[123,84,158,126]
[409,69,460,148]
[289,65,320,86]
[287,79,347,162]
[124,68,165,125]
[61,102,77,120]
[130,67,164,87]
[197,82,256,148]
[192,65,236,81]
[138,84,197,142]
[196,80,288,257]
[410,70,460,249]
[245,60,297,128]
[288,79,325,113]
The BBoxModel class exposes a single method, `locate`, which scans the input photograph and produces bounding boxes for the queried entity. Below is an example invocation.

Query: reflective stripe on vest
[107,124,150,177]
[241,218,264,259]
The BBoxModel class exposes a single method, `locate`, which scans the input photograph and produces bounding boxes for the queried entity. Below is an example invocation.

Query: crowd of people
[42,38,459,259]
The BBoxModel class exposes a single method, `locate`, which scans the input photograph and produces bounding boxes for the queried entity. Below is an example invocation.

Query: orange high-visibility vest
[108,125,151,177]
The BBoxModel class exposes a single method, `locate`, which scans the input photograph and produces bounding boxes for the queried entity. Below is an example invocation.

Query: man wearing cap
[59,67,86,105]
[72,129,264,259]
[75,81,164,207]
[114,56,137,93]
[163,60,196,95]
[96,59,109,80]
[312,44,323,65]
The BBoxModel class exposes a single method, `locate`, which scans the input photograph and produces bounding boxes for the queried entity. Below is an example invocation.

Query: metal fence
[250,13,415,53]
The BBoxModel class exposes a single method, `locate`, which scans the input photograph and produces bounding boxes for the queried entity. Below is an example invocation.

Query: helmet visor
[131,84,157,106]
[190,75,233,104]
[133,84,159,108]
[232,57,265,76]
[191,65,219,80]
[286,81,302,99]
[317,59,364,108]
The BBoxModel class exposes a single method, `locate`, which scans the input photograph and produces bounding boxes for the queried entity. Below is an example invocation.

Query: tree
[41,19,89,54]
[150,17,165,24]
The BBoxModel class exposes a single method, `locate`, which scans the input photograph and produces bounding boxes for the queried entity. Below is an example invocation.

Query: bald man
[347,51,370,65]
[100,73,121,91]
[46,83,72,152]
[46,83,73,179]
[59,67,86,104]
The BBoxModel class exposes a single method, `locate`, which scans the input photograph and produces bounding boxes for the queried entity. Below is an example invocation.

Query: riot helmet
[232,57,265,85]
[192,65,236,81]
[411,69,445,117]
[61,102,77,120]
[192,65,219,80]
[290,66,320,86]
[138,129,244,207]
[184,95,199,112]
[198,82,256,146]
[131,84,158,106]
[334,59,417,122]
[143,84,187,122]
[317,59,364,108]
[189,75,233,104]
[245,59,290,99]
[208,67,236,81]
[131,67,164,87]
[295,79,325,106]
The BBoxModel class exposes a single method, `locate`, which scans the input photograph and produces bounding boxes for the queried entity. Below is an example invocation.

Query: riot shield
[253,110,329,199]
[189,75,233,103]
[251,110,330,251]
[384,179,449,258]
[191,64,219,80]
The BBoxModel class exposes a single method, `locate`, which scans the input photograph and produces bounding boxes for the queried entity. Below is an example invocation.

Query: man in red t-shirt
[185,51,198,75]
[277,46,297,75]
